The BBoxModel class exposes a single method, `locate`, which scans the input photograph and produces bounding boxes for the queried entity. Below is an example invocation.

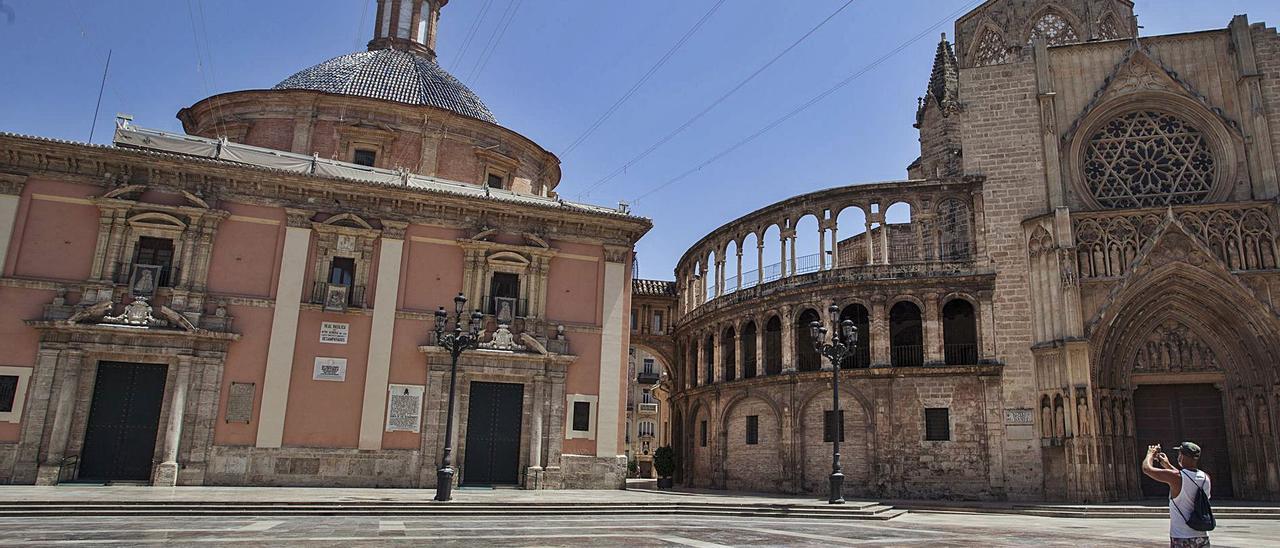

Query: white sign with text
[313,357,347,382]
[319,322,349,344]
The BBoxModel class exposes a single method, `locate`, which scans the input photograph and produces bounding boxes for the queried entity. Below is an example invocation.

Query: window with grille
[699,420,708,447]
[925,408,951,441]
[0,375,17,413]
[973,29,1009,67]
[823,410,845,442]
[1083,110,1216,208]
[642,358,655,375]
[572,401,592,432]
[745,415,759,445]
[135,236,175,286]
[487,173,506,189]
[352,149,377,167]
[639,421,655,437]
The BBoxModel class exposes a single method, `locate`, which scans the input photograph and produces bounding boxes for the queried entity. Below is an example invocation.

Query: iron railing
[943,343,979,366]
[890,345,924,367]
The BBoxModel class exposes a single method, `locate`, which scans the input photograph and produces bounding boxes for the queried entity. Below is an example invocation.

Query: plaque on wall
[324,284,349,312]
[1004,408,1034,425]
[130,264,163,297]
[385,384,424,433]
[336,235,357,253]
[313,357,347,382]
[225,382,255,423]
[320,322,349,344]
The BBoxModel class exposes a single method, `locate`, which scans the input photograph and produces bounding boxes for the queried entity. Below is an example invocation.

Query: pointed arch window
[973,29,1009,67]
[1097,13,1124,40]
[1029,12,1079,46]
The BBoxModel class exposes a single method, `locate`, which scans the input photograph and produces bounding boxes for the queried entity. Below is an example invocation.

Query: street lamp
[810,303,857,505]
[432,293,484,502]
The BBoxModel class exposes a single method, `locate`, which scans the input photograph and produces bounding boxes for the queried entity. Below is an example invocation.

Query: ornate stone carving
[604,245,631,264]
[1029,11,1079,46]
[1073,205,1277,278]
[284,208,314,229]
[1083,110,1216,209]
[103,298,162,327]
[481,324,524,351]
[973,28,1010,67]
[381,220,408,240]
[1132,320,1220,373]
[0,173,27,195]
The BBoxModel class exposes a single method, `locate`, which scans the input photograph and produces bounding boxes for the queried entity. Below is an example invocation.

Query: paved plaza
[0,512,1276,546]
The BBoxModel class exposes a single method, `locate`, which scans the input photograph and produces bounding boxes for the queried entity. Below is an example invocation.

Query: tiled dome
[274,49,497,124]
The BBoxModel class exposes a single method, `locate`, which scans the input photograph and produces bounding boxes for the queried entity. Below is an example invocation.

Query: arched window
[722,327,737,382]
[889,301,924,367]
[796,308,823,372]
[973,28,1009,67]
[1029,11,1079,46]
[839,304,871,368]
[704,334,715,384]
[937,198,972,261]
[764,316,783,375]
[742,321,758,378]
[1083,110,1216,208]
[1097,13,1124,40]
[942,299,978,365]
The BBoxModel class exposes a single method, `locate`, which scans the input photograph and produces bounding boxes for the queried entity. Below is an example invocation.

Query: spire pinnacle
[926,34,960,109]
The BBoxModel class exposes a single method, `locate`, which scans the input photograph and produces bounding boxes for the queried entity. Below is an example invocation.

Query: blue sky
[3,0,1279,280]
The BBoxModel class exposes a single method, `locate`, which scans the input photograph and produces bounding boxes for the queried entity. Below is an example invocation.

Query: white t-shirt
[1170,468,1211,539]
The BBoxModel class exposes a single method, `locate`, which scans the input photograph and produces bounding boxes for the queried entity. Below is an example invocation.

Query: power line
[465,0,522,84]
[354,0,371,50]
[575,0,861,199]
[557,0,727,161]
[628,0,982,206]
[88,49,112,143]
[452,0,496,71]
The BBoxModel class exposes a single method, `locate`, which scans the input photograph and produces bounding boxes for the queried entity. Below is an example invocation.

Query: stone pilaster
[256,209,313,448]
[358,221,407,450]
[153,356,192,486]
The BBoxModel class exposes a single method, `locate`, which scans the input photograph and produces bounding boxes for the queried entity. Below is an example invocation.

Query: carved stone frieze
[1132,319,1221,374]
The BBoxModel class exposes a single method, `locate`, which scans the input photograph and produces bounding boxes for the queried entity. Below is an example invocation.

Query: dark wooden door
[79,362,168,481]
[462,382,524,485]
[1134,383,1233,497]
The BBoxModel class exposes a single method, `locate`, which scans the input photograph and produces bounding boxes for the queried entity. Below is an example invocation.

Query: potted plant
[654,446,676,488]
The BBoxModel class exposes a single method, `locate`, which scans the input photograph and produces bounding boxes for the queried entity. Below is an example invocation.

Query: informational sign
[313,357,347,382]
[319,322,349,344]
[225,382,255,423]
[1004,408,1034,425]
[386,384,424,433]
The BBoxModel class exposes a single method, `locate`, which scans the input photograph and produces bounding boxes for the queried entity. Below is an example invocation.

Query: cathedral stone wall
[959,59,1047,500]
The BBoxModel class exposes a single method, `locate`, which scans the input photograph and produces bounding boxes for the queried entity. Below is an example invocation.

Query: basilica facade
[0,0,648,489]
[656,0,1280,501]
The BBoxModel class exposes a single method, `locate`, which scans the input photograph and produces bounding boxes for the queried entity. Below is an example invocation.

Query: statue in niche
[1133,320,1219,373]
[1041,397,1054,439]
[1237,398,1253,436]
[1053,396,1067,438]
[1257,396,1273,436]
[1076,391,1091,436]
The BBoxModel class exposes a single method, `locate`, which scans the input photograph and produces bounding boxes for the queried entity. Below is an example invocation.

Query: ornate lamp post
[810,303,857,505]
[433,293,484,502]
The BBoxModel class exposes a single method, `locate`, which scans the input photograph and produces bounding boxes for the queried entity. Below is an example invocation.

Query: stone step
[894,503,1280,520]
[0,507,901,520]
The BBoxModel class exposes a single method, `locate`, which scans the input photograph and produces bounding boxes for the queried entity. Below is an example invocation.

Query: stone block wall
[0,443,16,484]
[205,446,421,488]
[960,58,1048,500]
[559,454,626,489]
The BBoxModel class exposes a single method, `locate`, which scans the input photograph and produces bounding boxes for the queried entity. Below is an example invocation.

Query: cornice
[0,133,651,245]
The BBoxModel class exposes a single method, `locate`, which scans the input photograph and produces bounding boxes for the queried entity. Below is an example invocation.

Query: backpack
[1174,469,1216,532]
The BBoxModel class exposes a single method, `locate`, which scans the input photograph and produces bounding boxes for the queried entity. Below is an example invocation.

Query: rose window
[1083,111,1216,208]
[1029,13,1079,46]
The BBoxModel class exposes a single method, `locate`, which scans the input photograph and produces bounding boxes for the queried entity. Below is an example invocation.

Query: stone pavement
[0,512,1276,546]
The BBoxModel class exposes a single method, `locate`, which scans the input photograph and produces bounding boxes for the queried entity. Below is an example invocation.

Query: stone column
[755,321,765,376]
[978,290,996,359]
[526,373,545,489]
[818,224,827,270]
[788,233,798,274]
[0,175,26,275]
[358,222,407,450]
[880,222,891,265]
[694,335,705,386]
[780,306,796,373]
[735,322,745,380]
[869,297,890,366]
[153,356,192,486]
[923,293,943,365]
[597,246,630,458]
[256,209,313,448]
[865,220,876,265]
[715,258,725,297]
[735,249,743,292]
[36,350,84,485]
[778,232,788,278]
[756,242,765,285]
[830,220,840,269]
[709,330,721,383]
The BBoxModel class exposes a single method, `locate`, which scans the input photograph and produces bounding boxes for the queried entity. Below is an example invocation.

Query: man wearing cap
[1142,441,1212,547]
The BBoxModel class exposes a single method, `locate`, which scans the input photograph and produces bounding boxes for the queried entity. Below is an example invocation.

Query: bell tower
[368,0,447,60]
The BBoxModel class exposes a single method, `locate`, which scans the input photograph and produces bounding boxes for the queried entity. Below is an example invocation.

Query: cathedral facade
[0,0,648,489]
[658,0,1280,501]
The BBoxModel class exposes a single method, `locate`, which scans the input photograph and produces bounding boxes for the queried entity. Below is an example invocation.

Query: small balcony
[636,370,661,385]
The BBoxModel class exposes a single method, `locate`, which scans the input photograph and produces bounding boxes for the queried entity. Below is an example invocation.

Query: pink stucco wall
[401,225,464,312]
[207,203,285,297]
[383,318,429,449]
[9,179,97,281]
[213,305,274,446]
[0,286,53,442]
[280,311,373,448]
